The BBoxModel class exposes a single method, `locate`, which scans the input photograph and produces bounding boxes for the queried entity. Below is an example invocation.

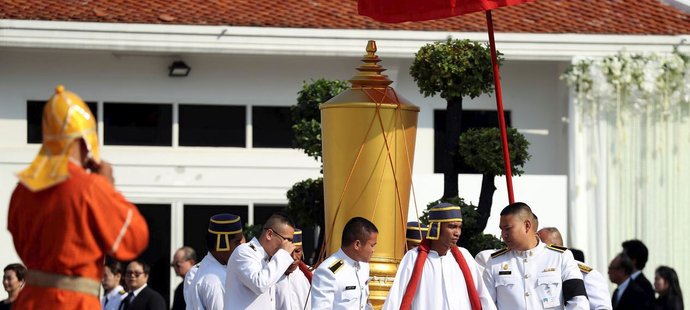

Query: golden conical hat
[17,85,99,192]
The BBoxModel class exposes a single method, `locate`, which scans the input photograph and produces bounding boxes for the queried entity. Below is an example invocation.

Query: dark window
[179,105,246,147]
[135,203,171,308]
[104,103,172,146]
[252,106,293,148]
[433,109,512,174]
[27,100,97,144]
[183,205,248,257]
[253,204,286,225]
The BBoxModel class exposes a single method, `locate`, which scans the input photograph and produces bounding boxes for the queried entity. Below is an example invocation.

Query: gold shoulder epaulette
[249,243,257,251]
[578,263,593,274]
[118,290,127,295]
[329,259,344,274]
[490,248,509,259]
[546,244,567,253]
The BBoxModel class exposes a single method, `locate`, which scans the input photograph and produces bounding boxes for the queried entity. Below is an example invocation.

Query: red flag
[358,0,534,23]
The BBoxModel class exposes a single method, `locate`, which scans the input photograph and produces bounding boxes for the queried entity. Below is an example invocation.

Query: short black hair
[129,260,151,275]
[621,239,648,270]
[105,259,124,276]
[500,202,537,221]
[263,212,295,231]
[614,253,634,276]
[342,217,378,246]
[3,263,27,281]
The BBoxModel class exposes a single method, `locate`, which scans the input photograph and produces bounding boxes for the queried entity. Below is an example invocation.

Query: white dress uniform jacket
[275,268,312,310]
[187,254,227,310]
[483,242,589,310]
[101,285,127,310]
[224,237,294,310]
[577,261,612,310]
[184,263,200,307]
[382,246,497,310]
[311,249,370,310]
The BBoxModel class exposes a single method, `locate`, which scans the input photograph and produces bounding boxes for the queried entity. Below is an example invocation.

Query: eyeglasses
[264,227,293,242]
[170,260,187,268]
[126,271,145,277]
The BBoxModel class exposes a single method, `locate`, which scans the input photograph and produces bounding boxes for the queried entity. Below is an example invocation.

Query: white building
[2,0,689,304]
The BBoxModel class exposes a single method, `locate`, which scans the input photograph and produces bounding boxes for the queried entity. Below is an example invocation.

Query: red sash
[399,239,481,310]
[298,261,313,284]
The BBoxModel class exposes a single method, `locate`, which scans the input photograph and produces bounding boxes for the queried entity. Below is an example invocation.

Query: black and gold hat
[406,221,428,243]
[426,203,462,240]
[208,214,243,251]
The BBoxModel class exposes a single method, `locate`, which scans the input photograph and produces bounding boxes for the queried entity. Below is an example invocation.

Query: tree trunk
[476,172,496,231]
[443,98,463,199]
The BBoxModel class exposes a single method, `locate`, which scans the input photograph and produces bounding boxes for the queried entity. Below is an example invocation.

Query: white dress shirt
[383,246,496,310]
[275,267,312,310]
[184,262,200,308]
[311,249,370,310]
[577,261,612,310]
[188,254,227,310]
[483,242,589,310]
[224,237,294,310]
[101,285,127,310]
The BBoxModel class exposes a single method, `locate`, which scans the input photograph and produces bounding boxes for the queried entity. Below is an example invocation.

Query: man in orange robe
[7,85,149,309]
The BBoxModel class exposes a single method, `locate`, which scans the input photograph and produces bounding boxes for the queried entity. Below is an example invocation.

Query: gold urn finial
[349,40,393,88]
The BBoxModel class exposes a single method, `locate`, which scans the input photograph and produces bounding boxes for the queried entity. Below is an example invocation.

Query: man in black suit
[608,252,652,310]
[621,240,655,305]
[120,260,166,310]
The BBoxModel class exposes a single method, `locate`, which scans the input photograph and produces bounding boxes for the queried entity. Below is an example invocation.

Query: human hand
[88,159,114,185]
[280,239,296,254]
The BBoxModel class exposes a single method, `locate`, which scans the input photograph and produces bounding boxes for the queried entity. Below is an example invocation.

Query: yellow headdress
[16,85,99,192]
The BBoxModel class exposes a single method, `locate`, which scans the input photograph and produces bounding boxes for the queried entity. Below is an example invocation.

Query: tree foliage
[285,177,324,229]
[410,38,503,101]
[290,79,349,160]
[459,127,531,176]
[418,197,503,256]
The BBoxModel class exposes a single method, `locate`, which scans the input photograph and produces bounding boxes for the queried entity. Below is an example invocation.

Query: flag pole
[485,10,515,204]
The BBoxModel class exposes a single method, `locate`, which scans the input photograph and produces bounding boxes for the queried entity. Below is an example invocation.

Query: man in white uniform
[311,217,378,310]
[383,203,496,310]
[538,227,612,310]
[224,213,296,310]
[275,229,312,310]
[186,214,245,310]
[484,202,589,310]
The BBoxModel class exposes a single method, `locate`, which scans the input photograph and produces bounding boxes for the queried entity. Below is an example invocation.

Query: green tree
[286,79,348,261]
[410,38,502,199]
[290,79,349,160]
[459,128,531,232]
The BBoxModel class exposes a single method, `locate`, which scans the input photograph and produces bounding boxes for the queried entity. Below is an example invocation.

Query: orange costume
[7,86,149,308]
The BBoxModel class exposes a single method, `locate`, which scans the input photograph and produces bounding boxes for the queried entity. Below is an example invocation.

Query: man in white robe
[187,214,245,310]
[383,203,496,310]
[275,229,311,310]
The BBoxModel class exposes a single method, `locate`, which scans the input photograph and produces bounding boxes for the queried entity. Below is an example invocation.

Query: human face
[354,232,378,263]
[284,245,304,275]
[2,270,23,294]
[654,273,669,294]
[437,221,462,249]
[125,262,149,291]
[171,250,194,277]
[607,257,624,285]
[499,214,531,251]
[265,225,295,257]
[101,267,121,292]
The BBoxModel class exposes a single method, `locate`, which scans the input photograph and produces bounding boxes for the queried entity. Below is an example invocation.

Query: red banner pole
[486,10,515,204]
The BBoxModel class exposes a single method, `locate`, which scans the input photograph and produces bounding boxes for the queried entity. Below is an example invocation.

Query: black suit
[171,282,186,310]
[612,279,654,310]
[633,272,656,307]
[120,286,166,310]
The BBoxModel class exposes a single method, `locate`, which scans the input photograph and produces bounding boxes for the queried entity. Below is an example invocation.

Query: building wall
[0,48,570,297]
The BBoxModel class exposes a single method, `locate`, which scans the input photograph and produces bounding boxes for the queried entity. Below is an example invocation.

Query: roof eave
[2,19,689,61]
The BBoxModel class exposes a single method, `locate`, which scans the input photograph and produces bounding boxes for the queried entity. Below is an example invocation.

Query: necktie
[120,293,133,310]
